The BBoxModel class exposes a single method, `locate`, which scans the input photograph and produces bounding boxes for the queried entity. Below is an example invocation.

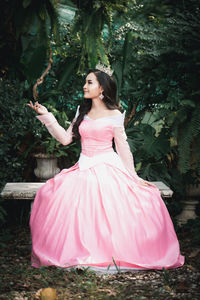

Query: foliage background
[0,0,200,225]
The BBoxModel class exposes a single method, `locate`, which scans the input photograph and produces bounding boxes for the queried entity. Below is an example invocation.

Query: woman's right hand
[27,101,48,115]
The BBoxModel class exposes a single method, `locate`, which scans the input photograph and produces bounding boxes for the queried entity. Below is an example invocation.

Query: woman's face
[83,72,103,99]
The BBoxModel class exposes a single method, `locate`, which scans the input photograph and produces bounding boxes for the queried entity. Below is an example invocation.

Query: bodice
[79,115,122,157]
[36,110,126,170]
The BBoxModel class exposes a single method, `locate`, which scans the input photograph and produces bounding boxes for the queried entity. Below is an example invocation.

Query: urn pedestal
[177,184,200,226]
[34,154,60,182]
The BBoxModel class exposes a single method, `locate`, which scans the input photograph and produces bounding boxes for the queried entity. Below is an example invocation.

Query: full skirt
[30,162,184,271]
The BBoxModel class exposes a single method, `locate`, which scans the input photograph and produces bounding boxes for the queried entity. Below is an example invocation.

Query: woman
[28,68,184,273]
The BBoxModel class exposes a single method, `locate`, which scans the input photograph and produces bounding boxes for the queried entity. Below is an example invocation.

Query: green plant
[0,79,32,188]
[126,121,172,186]
[0,79,80,186]
[0,0,60,81]
[31,103,80,159]
[109,0,200,195]
[0,78,80,225]
[66,0,129,72]
[1,0,199,202]
[165,102,200,184]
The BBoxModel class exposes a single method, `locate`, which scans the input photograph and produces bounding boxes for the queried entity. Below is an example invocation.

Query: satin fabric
[30,116,184,271]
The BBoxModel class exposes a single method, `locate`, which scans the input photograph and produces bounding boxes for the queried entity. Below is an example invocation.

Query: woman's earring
[99,93,104,100]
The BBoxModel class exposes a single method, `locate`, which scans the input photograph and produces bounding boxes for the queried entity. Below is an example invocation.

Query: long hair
[72,69,120,141]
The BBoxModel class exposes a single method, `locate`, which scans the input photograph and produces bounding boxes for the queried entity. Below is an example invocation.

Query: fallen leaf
[35,288,58,300]
[164,285,171,291]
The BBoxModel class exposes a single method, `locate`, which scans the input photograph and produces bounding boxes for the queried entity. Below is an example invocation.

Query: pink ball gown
[30,107,184,272]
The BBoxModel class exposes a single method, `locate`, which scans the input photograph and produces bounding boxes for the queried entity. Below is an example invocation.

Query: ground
[0,224,199,300]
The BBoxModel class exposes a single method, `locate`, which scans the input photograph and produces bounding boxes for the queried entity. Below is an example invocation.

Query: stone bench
[1,183,45,200]
[1,181,173,201]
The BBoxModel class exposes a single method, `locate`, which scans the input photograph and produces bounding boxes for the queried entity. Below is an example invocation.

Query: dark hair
[72,69,120,141]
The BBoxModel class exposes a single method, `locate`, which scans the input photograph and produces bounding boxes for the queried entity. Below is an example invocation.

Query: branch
[124,103,138,127]
[33,49,53,100]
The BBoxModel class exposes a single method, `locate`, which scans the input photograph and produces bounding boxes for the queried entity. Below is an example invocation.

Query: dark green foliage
[0,79,80,225]
[166,102,200,178]
[110,0,200,186]
[0,0,129,81]
[0,0,199,222]
[0,0,59,81]
[0,79,33,188]
[0,79,79,193]
[126,123,172,185]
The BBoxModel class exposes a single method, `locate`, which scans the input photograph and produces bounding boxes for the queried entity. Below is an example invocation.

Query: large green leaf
[57,57,78,89]
[21,46,47,81]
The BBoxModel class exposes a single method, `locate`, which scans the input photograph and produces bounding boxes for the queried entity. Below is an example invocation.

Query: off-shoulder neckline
[84,111,125,121]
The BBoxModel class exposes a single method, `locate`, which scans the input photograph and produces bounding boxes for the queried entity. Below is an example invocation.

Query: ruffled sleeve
[36,106,80,146]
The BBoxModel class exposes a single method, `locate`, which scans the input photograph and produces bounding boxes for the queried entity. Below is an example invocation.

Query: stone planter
[177,184,200,226]
[33,154,60,182]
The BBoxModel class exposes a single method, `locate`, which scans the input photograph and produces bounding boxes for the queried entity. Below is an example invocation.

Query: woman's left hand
[27,101,48,115]
[138,180,151,187]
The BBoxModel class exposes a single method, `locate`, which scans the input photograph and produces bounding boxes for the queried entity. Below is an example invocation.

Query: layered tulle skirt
[30,154,184,272]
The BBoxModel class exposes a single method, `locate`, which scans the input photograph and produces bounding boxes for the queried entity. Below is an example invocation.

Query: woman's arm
[113,113,152,186]
[113,125,138,178]
[36,113,74,146]
[28,101,79,146]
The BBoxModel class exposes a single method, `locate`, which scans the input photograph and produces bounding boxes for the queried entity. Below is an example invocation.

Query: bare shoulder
[108,109,122,117]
